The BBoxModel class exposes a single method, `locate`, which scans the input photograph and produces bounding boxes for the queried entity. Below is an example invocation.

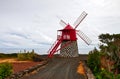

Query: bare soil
[0,58,42,73]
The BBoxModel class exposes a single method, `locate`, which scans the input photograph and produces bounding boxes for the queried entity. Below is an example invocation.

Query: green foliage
[87,48,101,73]
[0,53,17,58]
[95,69,115,79]
[88,33,120,79]
[99,33,120,74]
[95,69,120,79]
[0,62,13,79]
[87,48,118,79]
[17,49,37,61]
[17,53,27,61]
[99,33,120,45]
[116,74,120,79]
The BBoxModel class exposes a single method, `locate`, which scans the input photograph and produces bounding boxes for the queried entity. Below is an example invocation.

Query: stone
[60,41,79,57]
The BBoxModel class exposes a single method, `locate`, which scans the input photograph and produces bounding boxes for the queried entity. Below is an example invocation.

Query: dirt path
[22,57,86,79]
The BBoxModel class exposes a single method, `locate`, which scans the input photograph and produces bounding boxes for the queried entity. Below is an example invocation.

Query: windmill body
[58,24,77,41]
[48,11,92,58]
[58,24,79,57]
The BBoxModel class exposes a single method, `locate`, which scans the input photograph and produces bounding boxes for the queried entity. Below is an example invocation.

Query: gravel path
[22,57,86,79]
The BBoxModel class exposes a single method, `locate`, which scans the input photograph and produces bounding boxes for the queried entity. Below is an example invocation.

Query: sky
[0,0,120,54]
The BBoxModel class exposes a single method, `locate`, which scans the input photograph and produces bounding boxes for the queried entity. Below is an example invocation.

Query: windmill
[48,11,92,58]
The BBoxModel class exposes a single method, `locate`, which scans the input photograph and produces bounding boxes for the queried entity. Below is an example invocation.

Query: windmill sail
[73,11,88,29]
[77,30,92,45]
[59,20,67,27]
[47,11,91,58]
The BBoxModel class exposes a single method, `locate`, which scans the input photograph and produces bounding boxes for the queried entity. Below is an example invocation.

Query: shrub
[95,69,115,79]
[88,48,120,79]
[95,69,120,79]
[116,74,120,79]
[18,50,40,61]
[87,48,101,73]
[17,53,28,61]
[0,62,13,79]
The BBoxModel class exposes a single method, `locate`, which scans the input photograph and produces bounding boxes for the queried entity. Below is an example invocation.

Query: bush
[17,53,28,61]
[95,69,120,79]
[88,48,120,79]
[87,48,101,73]
[0,62,13,79]
[95,69,114,79]
[116,74,120,79]
[17,50,40,61]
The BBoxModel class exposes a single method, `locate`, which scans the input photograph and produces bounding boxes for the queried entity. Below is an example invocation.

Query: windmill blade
[59,20,67,27]
[77,30,92,45]
[73,11,88,29]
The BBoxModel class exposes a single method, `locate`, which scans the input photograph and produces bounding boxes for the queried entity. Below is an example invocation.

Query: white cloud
[0,0,120,54]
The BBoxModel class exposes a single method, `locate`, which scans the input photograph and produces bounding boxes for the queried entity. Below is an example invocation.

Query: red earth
[0,58,42,73]
[12,61,41,73]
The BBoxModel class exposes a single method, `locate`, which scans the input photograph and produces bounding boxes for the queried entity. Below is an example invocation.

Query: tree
[99,33,120,74]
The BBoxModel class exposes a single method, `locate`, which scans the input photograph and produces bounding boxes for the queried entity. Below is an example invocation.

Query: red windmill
[48,11,92,58]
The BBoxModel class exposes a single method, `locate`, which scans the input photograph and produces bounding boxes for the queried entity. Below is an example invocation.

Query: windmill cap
[64,24,74,29]
[59,24,74,31]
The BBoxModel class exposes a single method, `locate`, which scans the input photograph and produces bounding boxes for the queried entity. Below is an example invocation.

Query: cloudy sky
[0,0,120,54]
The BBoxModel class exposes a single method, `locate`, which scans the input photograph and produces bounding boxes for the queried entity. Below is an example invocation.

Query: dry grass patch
[0,58,31,63]
[77,61,86,76]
